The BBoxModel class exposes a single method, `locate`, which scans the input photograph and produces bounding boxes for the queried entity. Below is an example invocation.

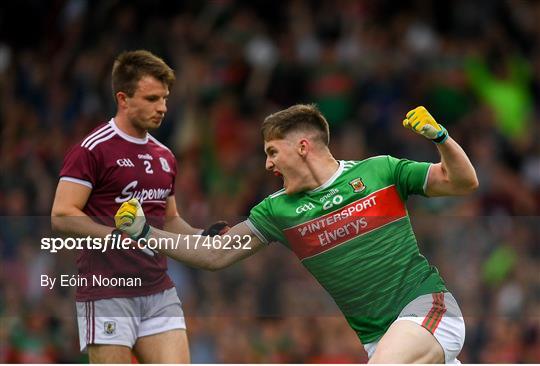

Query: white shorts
[363,292,465,363]
[76,288,186,352]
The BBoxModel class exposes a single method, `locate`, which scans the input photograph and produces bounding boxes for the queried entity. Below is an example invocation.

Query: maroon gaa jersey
[60,119,177,301]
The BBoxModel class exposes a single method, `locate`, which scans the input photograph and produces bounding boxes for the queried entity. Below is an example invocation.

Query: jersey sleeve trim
[270,188,286,198]
[423,163,432,194]
[60,177,93,189]
[87,130,117,150]
[81,124,113,148]
[245,219,270,244]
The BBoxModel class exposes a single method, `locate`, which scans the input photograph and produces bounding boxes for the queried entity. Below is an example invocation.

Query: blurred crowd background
[1,0,540,363]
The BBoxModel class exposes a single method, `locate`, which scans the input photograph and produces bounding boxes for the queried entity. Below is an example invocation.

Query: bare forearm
[148,227,247,270]
[163,215,202,235]
[114,199,263,270]
[436,137,479,192]
[149,226,216,269]
[51,209,113,238]
[147,224,262,271]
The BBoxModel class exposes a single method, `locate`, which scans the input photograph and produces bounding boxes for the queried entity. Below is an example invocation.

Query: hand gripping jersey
[60,119,176,301]
[247,156,447,343]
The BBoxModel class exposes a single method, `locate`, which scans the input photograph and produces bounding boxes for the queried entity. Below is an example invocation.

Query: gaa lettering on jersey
[284,185,407,260]
[296,202,315,214]
[138,153,153,160]
[115,180,171,203]
[159,157,171,172]
[116,158,135,167]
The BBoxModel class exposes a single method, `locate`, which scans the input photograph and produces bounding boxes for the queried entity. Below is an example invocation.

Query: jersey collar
[307,160,344,194]
[110,119,149,144]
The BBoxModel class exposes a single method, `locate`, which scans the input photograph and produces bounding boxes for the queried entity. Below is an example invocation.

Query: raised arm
[403,106,479,196]
[115,198,266,271]
[424,138,479,196]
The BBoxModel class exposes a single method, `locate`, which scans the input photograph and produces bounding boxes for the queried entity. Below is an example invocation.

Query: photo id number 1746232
[183,235,252,250]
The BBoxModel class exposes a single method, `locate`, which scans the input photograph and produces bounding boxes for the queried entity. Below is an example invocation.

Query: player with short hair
[51,50,219,363]
[116,104,478,363]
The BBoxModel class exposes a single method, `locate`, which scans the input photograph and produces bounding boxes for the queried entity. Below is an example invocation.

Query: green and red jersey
[246,156,447,343]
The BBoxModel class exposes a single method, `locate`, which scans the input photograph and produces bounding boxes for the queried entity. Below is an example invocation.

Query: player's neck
[304,154,340,190]
[114,115,147,139]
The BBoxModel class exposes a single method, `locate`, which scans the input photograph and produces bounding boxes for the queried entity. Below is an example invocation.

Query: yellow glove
[114,198,150,240]
[403,106,448,143]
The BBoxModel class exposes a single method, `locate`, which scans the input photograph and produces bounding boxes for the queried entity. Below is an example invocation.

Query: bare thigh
[88,344,132,363]
[133,329,190,363]
[369,320,444,364]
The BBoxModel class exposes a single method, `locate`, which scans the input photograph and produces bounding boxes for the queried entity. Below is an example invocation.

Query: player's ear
[116,92,128,108]
[298,138,309,158]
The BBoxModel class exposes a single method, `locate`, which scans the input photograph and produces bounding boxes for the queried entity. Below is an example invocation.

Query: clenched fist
[115,198,149,240]
[403,106,448,144]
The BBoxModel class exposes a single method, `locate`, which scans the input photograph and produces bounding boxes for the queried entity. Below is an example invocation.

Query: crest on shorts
[104,321,116,335]
[349,178,366,193]
[159,157,171,172]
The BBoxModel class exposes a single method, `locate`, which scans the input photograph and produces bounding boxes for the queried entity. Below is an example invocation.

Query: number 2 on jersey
[143,160,154,174]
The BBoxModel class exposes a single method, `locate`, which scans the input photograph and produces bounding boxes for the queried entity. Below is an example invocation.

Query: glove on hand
[114,198,150,239]
[403,106,448,144]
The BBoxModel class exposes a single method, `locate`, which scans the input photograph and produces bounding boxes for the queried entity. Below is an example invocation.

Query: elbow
[468,176,480,192]
[50,208,66,233]
[455,176,479,195]
[205,255,232,271]
[50,205,78,233]
[464,172,480,193]
[206,261,228,272]
[51,218,60,233]
[206,264,221,272]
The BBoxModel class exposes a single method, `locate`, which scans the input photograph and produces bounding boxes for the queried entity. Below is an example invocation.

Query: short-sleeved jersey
[247,156,447,344]
[60,119,177,301]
